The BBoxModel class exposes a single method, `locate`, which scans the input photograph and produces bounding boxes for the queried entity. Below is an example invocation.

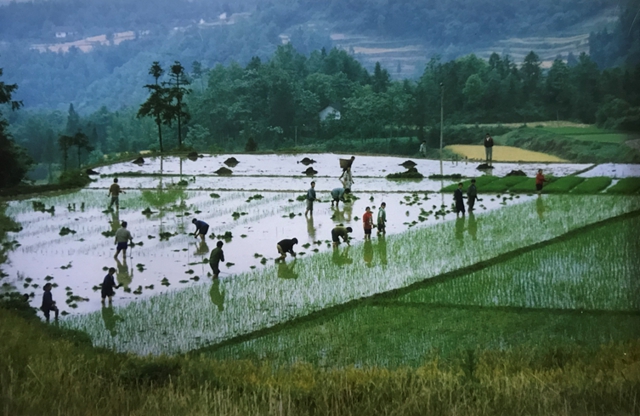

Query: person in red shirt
[362,206,374,240]
[535,169,548,195]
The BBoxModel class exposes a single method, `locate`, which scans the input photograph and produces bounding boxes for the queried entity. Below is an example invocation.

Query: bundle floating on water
[302,167,318,176]
[477,163,493,170]
[224,157,239,167]
[214,167,233,175]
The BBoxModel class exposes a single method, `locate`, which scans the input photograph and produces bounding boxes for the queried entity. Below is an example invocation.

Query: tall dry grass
[1,308,639,416]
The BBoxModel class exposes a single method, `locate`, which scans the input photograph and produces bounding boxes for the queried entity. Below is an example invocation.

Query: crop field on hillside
[1,154,639,366]
[446,145,566,162]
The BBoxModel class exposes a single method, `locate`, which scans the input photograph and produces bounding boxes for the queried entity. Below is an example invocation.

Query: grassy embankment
[500,126,640,163]
[442,176,640,195]
[1,305,640,416]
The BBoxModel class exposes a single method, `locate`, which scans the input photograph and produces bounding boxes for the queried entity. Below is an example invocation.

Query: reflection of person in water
[332,246,353,266]
[455,216,465,246]
[536,195,545,221]
[115,258,133,289]
[468,212,477,241]
[209,279,225,312]
[101,305,124,337]
[306,214,316,240]
[110,210,120,233]
[277,259,299,279]
[377,235,388,266]
[195,241,210,256]
[363,239,374,267]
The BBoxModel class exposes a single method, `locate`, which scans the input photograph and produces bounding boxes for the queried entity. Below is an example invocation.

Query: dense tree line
[4,44,639,185]
[0,0,619,113]
[589,0,640,68]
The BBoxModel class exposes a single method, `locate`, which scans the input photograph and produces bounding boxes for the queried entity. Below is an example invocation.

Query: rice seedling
[62,195,640,355]
[606,177,640,194]
[540,176,585,193]
[480,176,530,192]
[571,177,612,194]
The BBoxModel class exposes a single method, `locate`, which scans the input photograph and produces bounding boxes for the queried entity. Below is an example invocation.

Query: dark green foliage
[606,178,640,194]
[481,176,529,193]
[571,177,613,194]
[541,176,585,194]
[58,170,92,188]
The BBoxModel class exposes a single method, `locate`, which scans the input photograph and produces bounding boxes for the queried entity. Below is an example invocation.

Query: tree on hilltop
[138,62,169,152]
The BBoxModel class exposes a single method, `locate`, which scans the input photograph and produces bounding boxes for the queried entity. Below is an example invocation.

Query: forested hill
[0,0,624,112]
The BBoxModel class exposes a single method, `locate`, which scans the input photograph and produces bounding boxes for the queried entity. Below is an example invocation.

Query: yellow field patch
[446,145,566,162]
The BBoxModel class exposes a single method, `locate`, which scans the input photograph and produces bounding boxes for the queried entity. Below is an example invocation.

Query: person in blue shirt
[331,187,351,208]
[305,181,317,216]
[192,218,210,241]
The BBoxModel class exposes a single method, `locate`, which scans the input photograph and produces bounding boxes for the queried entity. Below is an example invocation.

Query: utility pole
[439,82,444,175]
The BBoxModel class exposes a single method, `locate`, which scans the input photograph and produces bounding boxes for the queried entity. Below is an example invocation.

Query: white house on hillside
[319,105,341,121]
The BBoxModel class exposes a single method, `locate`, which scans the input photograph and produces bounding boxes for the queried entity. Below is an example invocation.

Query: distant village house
[319,105,341,121]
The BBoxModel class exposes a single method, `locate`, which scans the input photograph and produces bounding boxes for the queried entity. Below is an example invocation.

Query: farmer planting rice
[276,238,298,261]
[332,226,352,247]
[536,169,548,194]
[192,218,209,241]
[331,187,351,208]
[113,221,133,260]
[107,178,125,210]
[101,267,118,305]
[305,181,316,216]
[209,241,225,279]
[40,282,58,322]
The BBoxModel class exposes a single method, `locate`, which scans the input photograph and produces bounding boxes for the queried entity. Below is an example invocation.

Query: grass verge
[1,306,639,416]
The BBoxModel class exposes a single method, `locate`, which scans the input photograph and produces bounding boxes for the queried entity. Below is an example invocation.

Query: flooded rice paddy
[1,154,639,364]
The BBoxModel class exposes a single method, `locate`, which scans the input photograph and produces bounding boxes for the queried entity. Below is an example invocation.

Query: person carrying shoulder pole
[114,221,133,260]
[305,181,316,216]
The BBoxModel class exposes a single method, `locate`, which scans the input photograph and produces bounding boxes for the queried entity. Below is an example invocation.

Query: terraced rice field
[446,144,566,162]
[1,154,638,366]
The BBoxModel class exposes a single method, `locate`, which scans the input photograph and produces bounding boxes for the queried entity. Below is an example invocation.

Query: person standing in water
[483,133,494,166]
[209,241,225,279]
[454,182,466,217]
[305,181,316,216]
[108,178,125,210]
[101,267,118,305]
[535,169,548,195]
[467,179,478,212]
[377,202,387,235]
[340,167,354,191]
[362,206,374,240]
[114,221,133,260]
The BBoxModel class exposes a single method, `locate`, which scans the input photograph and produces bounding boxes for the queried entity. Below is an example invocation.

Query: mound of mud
[214,167,233,175]
[302,167,318,175]
[132,157,145,165]
[298,157,316,165]
[476,163,493,170]
[224,157,239,167]
[386,167,424,179]
[187,151,199,161]
[400,160,417,169]
[506,170,527,176]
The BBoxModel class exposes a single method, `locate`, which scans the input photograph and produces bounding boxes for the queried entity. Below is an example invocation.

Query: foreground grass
[1,307,639,416]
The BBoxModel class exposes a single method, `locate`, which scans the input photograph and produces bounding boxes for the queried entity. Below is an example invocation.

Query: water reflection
[306,215,316,240]
[115,258,133,289]
[332,246,353,266]
[277,259,299,280]
[363,240,373,267]
[101,305,124,337]
[195,241,210,256]
[209,279,225,312]
[110,210,120,232]
[468,212,477,241]
[454,217,465,246]
[536,195,545,221]
[376,235,388,266]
